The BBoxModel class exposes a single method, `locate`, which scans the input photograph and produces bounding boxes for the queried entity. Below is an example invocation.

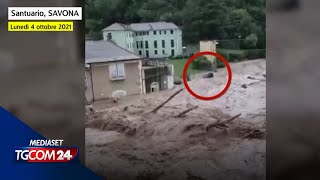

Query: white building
[102,22,182,58]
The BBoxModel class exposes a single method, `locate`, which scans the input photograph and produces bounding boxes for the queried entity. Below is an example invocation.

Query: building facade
[86,41,143,101]
[85,41,174,103]
[102,22,182,58]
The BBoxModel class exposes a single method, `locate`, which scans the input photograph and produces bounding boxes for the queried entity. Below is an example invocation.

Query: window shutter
[117,63,125,77]
[109,64,118,78]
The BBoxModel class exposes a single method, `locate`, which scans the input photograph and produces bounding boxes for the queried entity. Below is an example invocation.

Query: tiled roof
[102,22,179,31]
[102,22,131,31]
[85,41,141,64]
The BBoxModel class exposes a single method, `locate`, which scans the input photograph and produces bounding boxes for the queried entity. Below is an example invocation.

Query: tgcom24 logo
[15,139,79,162]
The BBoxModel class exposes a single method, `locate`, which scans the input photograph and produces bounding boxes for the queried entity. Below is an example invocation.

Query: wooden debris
[206,110,221,122]
[205,113,241,131]
[149,88,184,113]
[248,113,266,119]
[222,113,242,124]
[247,79,266,86]
[175,106,198,118]
[182,123,203,133]
[242,129,264,139]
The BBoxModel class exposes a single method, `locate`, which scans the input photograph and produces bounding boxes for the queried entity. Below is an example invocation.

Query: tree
[244,34,258,48]
[85,0,266,47]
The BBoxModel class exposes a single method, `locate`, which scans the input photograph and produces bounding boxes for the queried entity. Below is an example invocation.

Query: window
[109,63,125,80]
[164,30,166,34]
[162,40,165,48]
[153,31,156,35]
[154,50,158,55]
[139,51,142,55]
[162,50,165,54]
[171,39,174,47]
[107,33,112,40]
[136,42,139,49]
[145,41,149,49]
[160,31,162,35]
[147,31,149,35]
[171,49,175,56]
[154,40,157,48]
[146,50,149,57]
[170,30,174,34]
[140,41,143,48]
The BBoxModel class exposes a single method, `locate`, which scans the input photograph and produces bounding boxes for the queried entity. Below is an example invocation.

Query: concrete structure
[85,41,174,103]
[102,22,182,58]
[199,40,218,71]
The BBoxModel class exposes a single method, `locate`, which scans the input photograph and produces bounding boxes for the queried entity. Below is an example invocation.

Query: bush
[259,50,266,58]
[189,53,194,58]
[218,41,238,49]
[174,55,183,59]
[244,34,258,49]
[217,60,225,68]
[229,53,247,62]
[247,50,266,59]
[191,56,212,70]
[219,53,230,62]
[191,59,200,69]
[216,52,228,68]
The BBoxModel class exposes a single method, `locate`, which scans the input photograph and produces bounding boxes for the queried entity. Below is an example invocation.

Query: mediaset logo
[15,139,78,162]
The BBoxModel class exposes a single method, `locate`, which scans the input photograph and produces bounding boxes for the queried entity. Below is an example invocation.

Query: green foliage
[246,50,266,59]
[244,34,258,49]
[85,0,266,48]
[191,57,212,70]
[217,48,265,62]
[219,52,230,62]
[217,60,226,68]
[229,53,247,62]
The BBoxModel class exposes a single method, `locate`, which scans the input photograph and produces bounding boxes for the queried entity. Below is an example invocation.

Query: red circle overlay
[182,51,232,101]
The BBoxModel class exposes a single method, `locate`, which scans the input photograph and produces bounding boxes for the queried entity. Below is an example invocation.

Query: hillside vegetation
[85,0,265,49]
